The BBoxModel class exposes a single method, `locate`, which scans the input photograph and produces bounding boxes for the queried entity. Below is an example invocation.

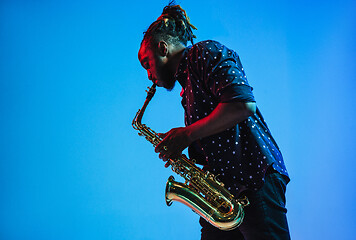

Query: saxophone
[132,84,249,231]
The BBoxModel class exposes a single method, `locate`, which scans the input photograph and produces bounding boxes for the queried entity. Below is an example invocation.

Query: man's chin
[157,79,176,91]
[164,81,176,91]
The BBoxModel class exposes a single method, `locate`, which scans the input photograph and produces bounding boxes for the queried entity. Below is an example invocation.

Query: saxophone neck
[145,83,157,101]
[133,84,157,125]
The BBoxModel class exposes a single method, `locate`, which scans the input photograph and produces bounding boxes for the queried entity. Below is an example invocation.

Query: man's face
[138,40,176,90]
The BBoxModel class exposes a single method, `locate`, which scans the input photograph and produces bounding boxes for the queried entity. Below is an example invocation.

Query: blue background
[1,0,355,239]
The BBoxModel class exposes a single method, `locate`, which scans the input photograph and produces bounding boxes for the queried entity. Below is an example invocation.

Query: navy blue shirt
[175,40,289,196]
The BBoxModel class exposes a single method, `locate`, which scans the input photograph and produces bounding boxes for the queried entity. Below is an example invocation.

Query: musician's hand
[155,127,194,167]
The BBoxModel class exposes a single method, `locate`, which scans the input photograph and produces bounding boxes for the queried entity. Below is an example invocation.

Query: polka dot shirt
[175,40,289,196]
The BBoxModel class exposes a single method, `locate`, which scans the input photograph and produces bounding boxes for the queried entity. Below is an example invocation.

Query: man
[138,3,290,240]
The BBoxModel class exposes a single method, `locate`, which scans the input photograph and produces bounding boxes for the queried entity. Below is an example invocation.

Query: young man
[138,3,291,240]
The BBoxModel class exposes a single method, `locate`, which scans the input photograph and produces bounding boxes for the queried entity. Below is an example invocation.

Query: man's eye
[144,63,149,69]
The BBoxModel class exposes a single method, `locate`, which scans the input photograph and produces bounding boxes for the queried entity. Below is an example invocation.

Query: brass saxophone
[132,84,249,231]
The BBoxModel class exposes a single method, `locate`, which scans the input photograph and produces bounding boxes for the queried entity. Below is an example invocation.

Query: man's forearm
[187,101,256,142]
[155,101,256,161]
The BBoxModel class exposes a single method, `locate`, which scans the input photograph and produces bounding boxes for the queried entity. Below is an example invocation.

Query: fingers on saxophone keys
[155,145,161,153]
[156,140,168,153]
[159,151,168,160]
[155,142,166,153]
[165,161,171,168]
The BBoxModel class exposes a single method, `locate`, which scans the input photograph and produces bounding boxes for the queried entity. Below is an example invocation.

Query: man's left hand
[155,127,193,165]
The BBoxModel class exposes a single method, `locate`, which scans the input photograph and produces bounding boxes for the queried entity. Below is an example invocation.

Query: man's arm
[155,101,256,163]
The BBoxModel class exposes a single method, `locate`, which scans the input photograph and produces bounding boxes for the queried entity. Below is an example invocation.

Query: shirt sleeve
[197,41,256,103]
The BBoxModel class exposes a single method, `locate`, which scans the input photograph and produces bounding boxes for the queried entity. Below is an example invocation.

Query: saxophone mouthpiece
[145,83,156,101]
[145,83,156,93]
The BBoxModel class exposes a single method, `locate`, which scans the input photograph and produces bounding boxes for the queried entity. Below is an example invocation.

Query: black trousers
[200,169,291,240]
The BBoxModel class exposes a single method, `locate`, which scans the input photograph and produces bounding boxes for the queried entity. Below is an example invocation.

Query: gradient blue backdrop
[1,0,355,239]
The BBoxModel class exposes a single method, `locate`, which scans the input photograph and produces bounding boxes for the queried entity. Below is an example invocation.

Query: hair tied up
[142,3,197,46]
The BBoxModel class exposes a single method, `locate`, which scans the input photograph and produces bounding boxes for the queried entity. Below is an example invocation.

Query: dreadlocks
[142,2,197,47]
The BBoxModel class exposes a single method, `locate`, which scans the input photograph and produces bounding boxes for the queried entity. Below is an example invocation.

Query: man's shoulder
[192,40,224,50]
[187,40,228,59]
[190,40,238,56]
[187,40,239,63]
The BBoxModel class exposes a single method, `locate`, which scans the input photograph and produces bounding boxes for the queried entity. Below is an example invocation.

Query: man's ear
[157,41,168,57]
